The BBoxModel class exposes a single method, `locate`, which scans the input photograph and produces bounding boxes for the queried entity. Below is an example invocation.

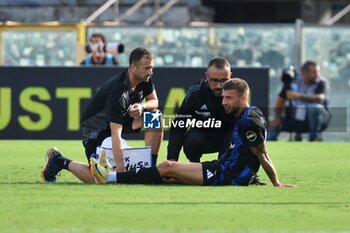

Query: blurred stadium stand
[0,0,211,25]
[1,0,350,24]
[0,0,349,141]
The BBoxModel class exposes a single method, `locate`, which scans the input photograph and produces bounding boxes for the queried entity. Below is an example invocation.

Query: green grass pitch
[0,140,349,233]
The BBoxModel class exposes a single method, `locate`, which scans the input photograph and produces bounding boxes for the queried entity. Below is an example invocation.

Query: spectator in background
[81,33,120,66]
[268,61,331,141]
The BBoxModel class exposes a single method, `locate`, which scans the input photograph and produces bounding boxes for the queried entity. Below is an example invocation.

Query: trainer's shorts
[82,118,141,162]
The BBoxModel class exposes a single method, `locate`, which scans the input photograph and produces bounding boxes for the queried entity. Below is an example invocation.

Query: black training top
[80,68,154,140]
[167,79,233,161]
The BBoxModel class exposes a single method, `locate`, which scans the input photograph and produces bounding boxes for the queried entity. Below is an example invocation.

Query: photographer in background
[268,61,331,141]
[81,33,124,66]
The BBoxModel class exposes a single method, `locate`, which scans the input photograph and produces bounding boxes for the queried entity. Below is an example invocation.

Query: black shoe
[249,174,267,186]
[294,133,302,141]
[309,133,323,142]
[41,147,62,182]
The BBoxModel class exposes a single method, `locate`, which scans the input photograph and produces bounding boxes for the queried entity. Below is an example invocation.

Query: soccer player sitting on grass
[90,78,295,187]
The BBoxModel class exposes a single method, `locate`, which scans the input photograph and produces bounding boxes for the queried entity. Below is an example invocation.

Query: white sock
[107,171,117,183]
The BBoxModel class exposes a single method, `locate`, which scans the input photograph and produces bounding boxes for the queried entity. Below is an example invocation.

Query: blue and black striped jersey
[219,106,267,185]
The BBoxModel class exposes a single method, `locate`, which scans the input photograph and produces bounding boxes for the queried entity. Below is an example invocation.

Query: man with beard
[268,61,331,141]
[90,78,294,188]
[167,57,233,163]
[41,47,163,183]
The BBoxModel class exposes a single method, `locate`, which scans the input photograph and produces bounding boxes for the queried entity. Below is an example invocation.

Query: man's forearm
[112,139,125,171]
[299,93,325,103]
[144,99,158,110]
[287,90,325,103]
[259,153,280,186]
[109,122,125,171]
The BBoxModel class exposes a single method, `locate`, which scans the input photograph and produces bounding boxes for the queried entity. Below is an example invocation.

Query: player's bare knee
[157,160,173,169]
[157,160,176,176]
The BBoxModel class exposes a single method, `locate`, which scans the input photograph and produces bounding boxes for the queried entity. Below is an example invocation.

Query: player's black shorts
[201,160,254,186]
[201,160,227,186]
[82,118,141,162]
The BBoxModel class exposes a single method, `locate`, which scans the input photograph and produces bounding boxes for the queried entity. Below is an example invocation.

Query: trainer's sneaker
[98,150,113,171]
[90,158,109,184]
[248,174,267,186]
[41,147,62,182]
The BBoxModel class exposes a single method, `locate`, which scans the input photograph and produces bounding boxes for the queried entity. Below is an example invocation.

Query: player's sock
[107,172,117,183]
[151,154,158,166]
[117,167,163,184]
[53,156,72,170]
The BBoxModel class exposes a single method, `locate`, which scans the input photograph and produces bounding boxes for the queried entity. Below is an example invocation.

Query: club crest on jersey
[246,131,257,142]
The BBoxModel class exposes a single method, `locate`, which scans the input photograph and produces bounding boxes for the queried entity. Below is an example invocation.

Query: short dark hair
[129,47,154,66]
[207,57,230,70]
[222,78,249,97]
[90,33,106,43]
[301,60,317,73]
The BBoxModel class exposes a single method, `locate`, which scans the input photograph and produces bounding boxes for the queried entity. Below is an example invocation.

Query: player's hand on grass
[274,183,296,188]
[163,177,177,184]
